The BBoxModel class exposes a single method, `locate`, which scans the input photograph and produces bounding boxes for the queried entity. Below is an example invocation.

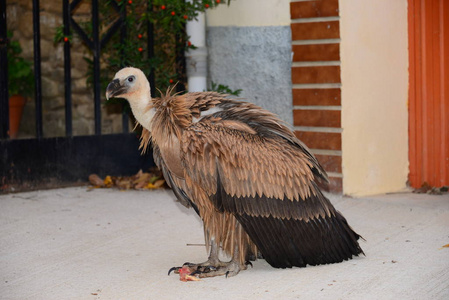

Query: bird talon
[203,265,217,273]
[245,261,253,268]
[168,266,181,276]
[189,269,202,276]
[225,271,230,278]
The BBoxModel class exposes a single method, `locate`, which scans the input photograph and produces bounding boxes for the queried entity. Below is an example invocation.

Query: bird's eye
[127,76,134,83]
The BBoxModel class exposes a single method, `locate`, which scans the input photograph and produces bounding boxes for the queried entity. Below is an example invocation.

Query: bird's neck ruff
[150,87,192,143]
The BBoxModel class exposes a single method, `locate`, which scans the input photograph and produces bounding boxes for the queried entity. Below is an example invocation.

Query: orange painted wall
[409,0,449,188]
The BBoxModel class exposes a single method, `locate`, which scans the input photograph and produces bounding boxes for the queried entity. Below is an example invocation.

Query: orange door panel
[409,0,449,188]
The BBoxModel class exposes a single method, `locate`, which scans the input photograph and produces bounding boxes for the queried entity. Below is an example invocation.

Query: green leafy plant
[54,25,72,43]
[210,81,242,97]
[55,0,239,106]
[7,31,34,97]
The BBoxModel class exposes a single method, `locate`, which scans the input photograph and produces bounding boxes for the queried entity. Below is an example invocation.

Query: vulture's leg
[205,238,220,265]
[194,245,248,278]
[181,238,222,268]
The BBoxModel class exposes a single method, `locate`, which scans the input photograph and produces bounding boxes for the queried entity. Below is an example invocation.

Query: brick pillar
[290,0,342,192]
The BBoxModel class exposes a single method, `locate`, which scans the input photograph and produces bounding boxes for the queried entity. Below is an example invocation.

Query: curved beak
[105,79,126,100]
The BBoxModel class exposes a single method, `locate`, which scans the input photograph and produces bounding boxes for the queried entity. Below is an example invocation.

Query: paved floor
[1,187,448,300]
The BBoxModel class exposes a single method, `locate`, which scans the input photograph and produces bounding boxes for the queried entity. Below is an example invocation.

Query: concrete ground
[1,187,448,300]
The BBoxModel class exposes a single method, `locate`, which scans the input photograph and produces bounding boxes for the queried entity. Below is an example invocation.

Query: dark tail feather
[236,211,364,269]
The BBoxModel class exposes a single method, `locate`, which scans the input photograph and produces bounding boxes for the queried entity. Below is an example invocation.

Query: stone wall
[207,26,293,125]
[205,0,293,126]
[6,0,124,138]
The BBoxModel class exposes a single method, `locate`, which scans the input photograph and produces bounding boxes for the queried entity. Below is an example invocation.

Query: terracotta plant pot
[9,94,26,139]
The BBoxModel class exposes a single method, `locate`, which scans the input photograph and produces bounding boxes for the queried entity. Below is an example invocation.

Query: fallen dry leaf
[439,244,449,250]
[134,173,152,188]
[146,179,165,189]
[88,168,165,191]
[115,178,133,190]
[103,176,113,187]
[134,180,148,189]
[89,174,105,187]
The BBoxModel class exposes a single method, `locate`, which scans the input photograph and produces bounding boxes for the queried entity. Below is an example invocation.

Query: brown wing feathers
[182,117,363,268]
[183,123,321,207]
[208,100,329,184]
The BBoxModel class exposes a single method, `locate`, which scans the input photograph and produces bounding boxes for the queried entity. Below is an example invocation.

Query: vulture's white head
[106,67,155,131]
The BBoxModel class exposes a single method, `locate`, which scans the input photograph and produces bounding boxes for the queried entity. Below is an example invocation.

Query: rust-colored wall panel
[291,21,340,40]
[315,154,342,173]
[294,131,341,150]
[293,88,341,106]
[408,0,449,188]
[293,109,341,127]
[292,43,340,62]
[290,0,339,19]
[292,66,341,84]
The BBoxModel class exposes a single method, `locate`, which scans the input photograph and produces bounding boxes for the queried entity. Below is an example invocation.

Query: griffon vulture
[106,67,364,278]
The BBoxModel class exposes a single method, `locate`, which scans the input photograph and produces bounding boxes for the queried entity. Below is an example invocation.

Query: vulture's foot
[193,260,249,278]
[168,241,249,279]
[168,259,248,279]
[167,253,222,276]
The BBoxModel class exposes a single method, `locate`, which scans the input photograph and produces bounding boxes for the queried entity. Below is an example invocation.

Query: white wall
[340,0,409,196]
[206,0,291,27]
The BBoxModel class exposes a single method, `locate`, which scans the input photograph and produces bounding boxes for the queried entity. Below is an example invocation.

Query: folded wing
[181,120,363,268]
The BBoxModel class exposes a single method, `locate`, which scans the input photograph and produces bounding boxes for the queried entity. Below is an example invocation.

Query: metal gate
[0,0,156,191]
